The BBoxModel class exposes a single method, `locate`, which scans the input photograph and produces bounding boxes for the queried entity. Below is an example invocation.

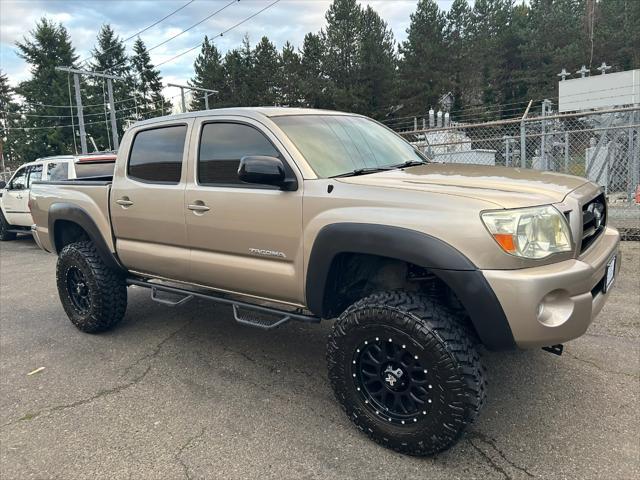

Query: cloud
[0,0,454,95]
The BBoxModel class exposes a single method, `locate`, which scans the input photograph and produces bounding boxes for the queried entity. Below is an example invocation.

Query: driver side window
[9,168,27,190]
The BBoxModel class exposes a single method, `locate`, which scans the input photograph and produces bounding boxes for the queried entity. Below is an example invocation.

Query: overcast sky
[0,0,461,101]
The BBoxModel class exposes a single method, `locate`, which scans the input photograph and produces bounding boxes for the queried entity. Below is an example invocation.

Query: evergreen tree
[280,42,302,107]
[221,47,251,107]
[189,36,224,110]
[15,18,79,160]
[131,37,169,117]
[0,71,24,169]
[300,33,329,108]
[398,0,448,115]
[444,0,473,112]
[358,6,396,118]
[252,36,281,106]
[86,24,134,150]
[593,0,640,71]
[322,0,363,110]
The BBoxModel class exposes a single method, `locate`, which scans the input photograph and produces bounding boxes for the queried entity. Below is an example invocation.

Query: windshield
[272,115,428,178]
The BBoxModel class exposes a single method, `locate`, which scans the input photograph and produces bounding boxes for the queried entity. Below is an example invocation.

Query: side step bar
[127,278,320,330]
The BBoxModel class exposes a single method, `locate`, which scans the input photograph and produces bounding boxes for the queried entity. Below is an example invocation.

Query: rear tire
[0,210,17,241]
[327,290,486,456]
[56,241,127,333]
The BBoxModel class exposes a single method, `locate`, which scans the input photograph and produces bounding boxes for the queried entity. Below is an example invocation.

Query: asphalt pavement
[1,237,638,479]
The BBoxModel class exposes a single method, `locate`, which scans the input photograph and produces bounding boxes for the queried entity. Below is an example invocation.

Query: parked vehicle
[29,108,620,455]
[0,153,116,240]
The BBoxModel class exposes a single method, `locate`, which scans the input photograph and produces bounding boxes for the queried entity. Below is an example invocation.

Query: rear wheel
[56,241,127,333]
[0,210,17,241]
[327,290,486,456]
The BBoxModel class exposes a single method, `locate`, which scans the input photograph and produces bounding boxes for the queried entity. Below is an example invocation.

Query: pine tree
[221,48,250,107]
[15,18,79,160]
[0,70,24,169]
[189,36,224,110]
[398,0,448,115]
[280,42,302,107]
[86,24,134,150]
[322,0,363,110]
[300,33,329,108]
[445,0,473,113]
[358,6,396,118]
[131,37,169,118]
[252,36,281,106]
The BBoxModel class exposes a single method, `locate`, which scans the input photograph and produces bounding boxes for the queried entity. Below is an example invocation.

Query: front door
[184,118,304,305]
[2,165,37,226]
[110,122,192,280]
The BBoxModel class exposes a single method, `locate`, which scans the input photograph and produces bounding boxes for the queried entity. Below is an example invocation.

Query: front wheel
[0,210,17,241]
[327,291,486,456]
[56,241,127,333]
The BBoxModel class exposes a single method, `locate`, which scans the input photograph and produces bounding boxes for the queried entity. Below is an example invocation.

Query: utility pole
[56,67,125,153]
[167,83,218,113]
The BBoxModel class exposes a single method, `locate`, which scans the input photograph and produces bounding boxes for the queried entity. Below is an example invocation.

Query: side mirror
[238,156,296,190]
[0,181,6,189]
[11,183,25,191]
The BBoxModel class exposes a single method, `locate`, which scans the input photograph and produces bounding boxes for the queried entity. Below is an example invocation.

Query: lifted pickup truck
[29,108,620,455]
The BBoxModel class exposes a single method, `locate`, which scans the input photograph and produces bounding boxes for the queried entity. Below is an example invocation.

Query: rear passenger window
[198,123,280,186]
[47,162,69,181]
[128,125,187,184]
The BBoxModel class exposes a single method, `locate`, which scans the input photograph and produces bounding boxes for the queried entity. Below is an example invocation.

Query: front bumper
[482,226,620,348]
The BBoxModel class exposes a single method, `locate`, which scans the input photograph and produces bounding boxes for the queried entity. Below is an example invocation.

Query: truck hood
[336,163,590,208]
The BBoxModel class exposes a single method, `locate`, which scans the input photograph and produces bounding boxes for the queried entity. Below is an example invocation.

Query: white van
[0,153,116,240]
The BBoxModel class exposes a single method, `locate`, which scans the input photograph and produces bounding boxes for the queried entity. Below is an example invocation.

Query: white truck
[0,153,116,240]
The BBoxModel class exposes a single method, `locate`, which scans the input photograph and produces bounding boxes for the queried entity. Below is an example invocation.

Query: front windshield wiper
[389,160,427,169]
[329,166,393,178]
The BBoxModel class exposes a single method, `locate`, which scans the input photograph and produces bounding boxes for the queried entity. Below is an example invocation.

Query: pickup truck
[0,153,116,240]
[29,107,620,456]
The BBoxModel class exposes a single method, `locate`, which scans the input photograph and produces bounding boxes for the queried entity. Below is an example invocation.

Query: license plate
[604,255,616,292]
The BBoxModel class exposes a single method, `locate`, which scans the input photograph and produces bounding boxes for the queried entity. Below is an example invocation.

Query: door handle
[187,203,210,212]
[116,198,134,207]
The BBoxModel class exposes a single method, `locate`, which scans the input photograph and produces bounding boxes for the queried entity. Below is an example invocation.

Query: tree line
[1,0,639,167]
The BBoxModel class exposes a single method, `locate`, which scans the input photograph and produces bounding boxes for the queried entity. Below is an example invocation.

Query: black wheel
[327,291,486,456]
[56,241,127,333]
[0,210,17,241]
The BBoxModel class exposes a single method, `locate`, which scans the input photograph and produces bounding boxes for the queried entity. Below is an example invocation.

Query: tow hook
[542,344,564,356]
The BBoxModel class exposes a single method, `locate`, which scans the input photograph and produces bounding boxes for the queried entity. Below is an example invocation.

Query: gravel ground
[1,238,638,480]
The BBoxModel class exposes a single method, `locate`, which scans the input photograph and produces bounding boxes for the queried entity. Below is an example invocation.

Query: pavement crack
[121,321,190,378]
[468,432,535,478]
[2,322,189,430]
[1,364,152,429]
[563,351,638,379]
[468,438,511,479]
[175,427,206,480]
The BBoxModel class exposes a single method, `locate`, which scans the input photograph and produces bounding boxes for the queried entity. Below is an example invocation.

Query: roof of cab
[131,107,356,129]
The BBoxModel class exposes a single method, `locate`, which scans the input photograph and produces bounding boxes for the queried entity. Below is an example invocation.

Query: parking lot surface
[1,238,638,479]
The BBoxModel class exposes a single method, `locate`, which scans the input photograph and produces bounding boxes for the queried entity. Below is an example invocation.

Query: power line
[78,0,197,67]
[107,0,240,73]
[155,0,282,68]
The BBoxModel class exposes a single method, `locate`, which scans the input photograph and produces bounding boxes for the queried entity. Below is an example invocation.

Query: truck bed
[29,180,114,254]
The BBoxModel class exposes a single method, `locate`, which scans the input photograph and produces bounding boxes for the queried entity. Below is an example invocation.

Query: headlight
[481,205,572,259]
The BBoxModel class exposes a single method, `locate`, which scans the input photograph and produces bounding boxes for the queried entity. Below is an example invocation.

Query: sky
[0,0,462,102]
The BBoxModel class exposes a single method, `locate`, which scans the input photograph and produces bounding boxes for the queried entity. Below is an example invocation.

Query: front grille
[580,193,607,253]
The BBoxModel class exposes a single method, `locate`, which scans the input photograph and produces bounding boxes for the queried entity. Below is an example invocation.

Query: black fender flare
[48,202,125,273]
[306,223,515,350]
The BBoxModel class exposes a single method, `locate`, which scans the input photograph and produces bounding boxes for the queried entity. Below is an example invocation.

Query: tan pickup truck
[29,107,620,455]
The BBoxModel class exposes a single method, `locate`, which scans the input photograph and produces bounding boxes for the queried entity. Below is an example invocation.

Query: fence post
[414,117,418,131]
[629,107,639,201]
[520,100,532,168]
[564,131,570,173]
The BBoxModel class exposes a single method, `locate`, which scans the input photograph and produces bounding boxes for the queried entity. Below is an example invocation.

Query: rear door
[111,121,192,280]
[184,117,304,304]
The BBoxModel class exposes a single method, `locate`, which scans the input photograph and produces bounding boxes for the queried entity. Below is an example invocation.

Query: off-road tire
[0,210,17,241]
[327,290,486,456]
[56,241,127,333]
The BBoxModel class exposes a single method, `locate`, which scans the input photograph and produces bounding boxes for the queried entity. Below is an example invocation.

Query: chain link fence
[390,106,640,238]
